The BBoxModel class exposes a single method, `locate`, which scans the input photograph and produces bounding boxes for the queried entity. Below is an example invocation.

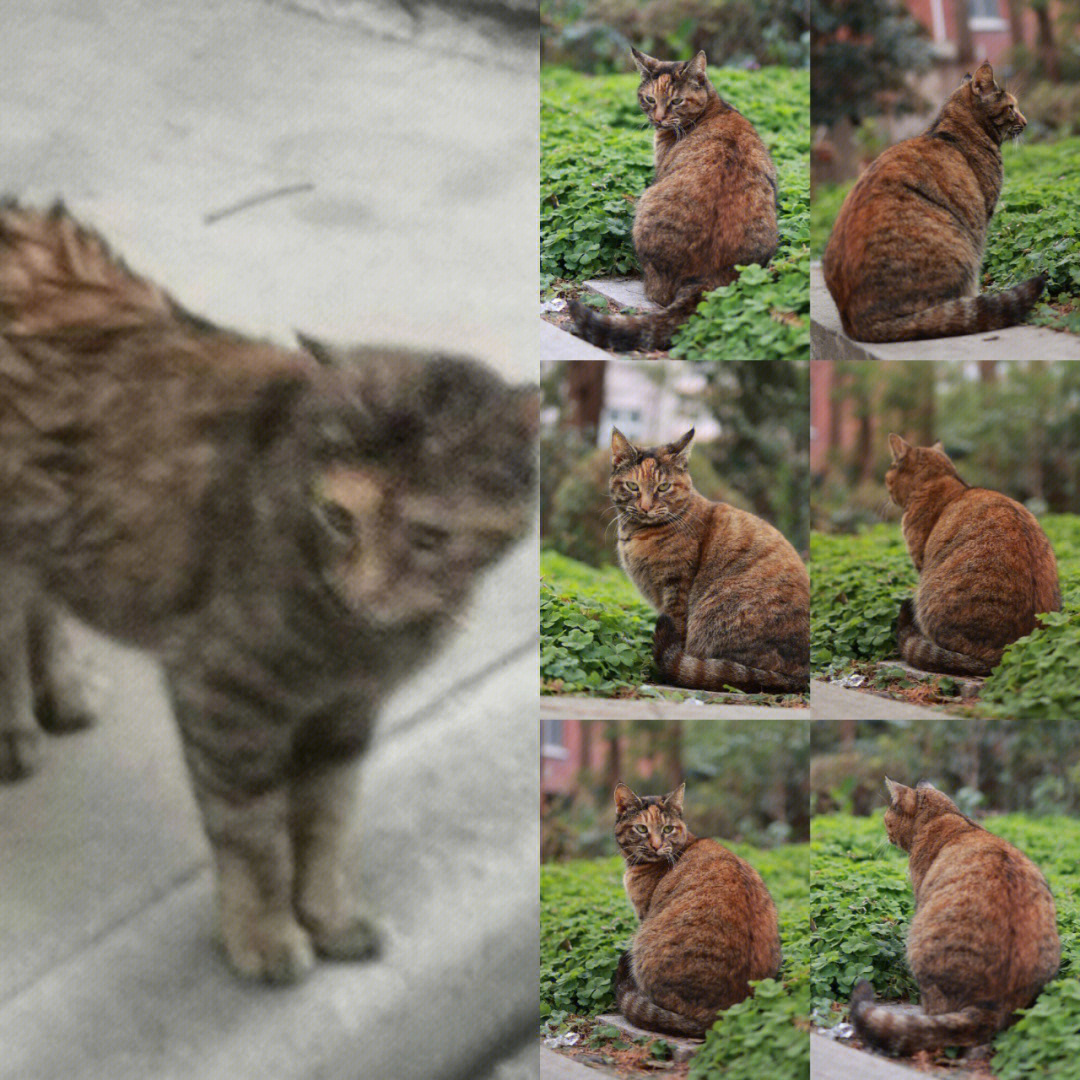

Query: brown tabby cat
[610,428,808,693]
[569,49,778,352]
[0,202,537,982]
[886,434,1060,675]
[823,63,1045,341]
[851,779,1060,1056]
[612,783,782,1037]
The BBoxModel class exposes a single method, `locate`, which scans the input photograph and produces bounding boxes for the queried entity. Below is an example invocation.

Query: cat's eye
[657,482,671,492]
[643,95,655,105]
[626,481,640,491]
[409,523,450,551]
[663,825,676,834]
[670,98,683,106]
[635,824,648,834]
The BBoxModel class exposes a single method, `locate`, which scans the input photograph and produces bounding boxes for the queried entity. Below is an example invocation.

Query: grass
[541,65,810,359]
[542,842,810,1079]
[811,813,1080,1079]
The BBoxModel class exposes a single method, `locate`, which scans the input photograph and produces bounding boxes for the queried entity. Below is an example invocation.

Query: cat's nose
[654,106,666,124]
[1015,109,1027,129]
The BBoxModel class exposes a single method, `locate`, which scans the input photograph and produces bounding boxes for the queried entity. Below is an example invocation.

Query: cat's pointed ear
[930,440,945,454]
[885,777,917,813]
[888,433,911,463]
[663,782,686,815]
[884,776,902,803]
[683,51,707,82]
[972,61,997,99]
[611,427,636,467]
[614,783,642,816]
[295,331,341,367]
[961,72,973,86]
[667,428,694,466]
[630,47,659,77]
[916,779,938,791]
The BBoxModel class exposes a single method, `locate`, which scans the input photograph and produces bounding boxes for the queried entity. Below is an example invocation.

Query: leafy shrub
[811,813,1080,1079]
[811,138,1080,333]
[541,843,810,1078]
[811,518,1080,717]
[541,65,810,358]
[540,550,655,694]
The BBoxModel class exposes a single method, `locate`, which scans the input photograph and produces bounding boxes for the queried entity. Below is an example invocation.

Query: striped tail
[895,600,999,676]
[848,275,1046,342]
[652,614,808,694]
[567,284,704,352]
[613,952,710,1039]
[850,980,1003,1057]
[0,200,193,334]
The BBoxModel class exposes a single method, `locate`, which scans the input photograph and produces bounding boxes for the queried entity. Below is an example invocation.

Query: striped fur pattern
[823,63,1045,342]
[0,201,537,982]
[569,48,777,353]
[851,780,1060,1057]
[887,434,1060,676]
[610,428,808,693]
[612,783,782,1037]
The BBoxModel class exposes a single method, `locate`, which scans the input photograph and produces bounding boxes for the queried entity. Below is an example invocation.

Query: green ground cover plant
[542,842,810,1079]
[541,65,809,359]
[811,517,1080,717]
[810,138,1080,333]
[811,813,1080,1079]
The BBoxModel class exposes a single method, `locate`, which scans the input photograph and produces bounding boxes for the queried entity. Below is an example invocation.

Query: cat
[0,201,537,981]
[823,62,1045,341]
[610,427,809,693]
[886,433,1060,675]
[568,48,778,352]
[850,779,1060,1056]
[612,782,782,1037]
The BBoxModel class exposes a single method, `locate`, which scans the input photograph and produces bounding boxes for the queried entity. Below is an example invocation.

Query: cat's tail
[0,200,191,335]
[652,614,808,694]
[613,951,711,1039]
[847,275,1046,342]
[896,601,999,676]
[567,283,705,353]
[850,980,1005,1057]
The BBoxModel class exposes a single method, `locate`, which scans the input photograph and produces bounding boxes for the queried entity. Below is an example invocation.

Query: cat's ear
[930,440,945,454]
[961,72,973,86]
[630,47,659,77]
[888,433,911,463]
[885,777,917,813]
[972,61,997,99]
[295,331,342,367]
[611,427,636,467]
[663,782,686,815]
[682,51,707,82]
[667,428,694,466]
[916,779,938,791]
[614,783,642,816]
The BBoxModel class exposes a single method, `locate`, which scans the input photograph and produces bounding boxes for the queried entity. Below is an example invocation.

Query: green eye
[657,482,671,492]
[662,825,674,834]
[643,96,655,105]
[635,824,648,834]
[671,98,683,106]
[626,481,639,491]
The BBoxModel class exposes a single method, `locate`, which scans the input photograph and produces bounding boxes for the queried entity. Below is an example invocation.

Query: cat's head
[630,48,713,133]
[883,778,967,851]
[610,428,696,524]
[295,338,537,628]
[614,782,691,864]
[953,62,1027,143]
[885,434,961,509]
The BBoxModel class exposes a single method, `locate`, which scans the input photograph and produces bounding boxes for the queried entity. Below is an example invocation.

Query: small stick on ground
[204,183,315,225]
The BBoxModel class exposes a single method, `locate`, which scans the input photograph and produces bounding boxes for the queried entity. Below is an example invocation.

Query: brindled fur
[0,201,537,982]
[612,783,782,1038]
[886,433,1060,676]
[823,63,1045,342]
[851,779,1060,1057]
[569,49,777,352]
[610,428,808,693]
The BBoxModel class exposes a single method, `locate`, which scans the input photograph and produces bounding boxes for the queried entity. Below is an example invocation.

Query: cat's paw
[0,727,43,782]
[306,915,381,962]
[220,914,316,984]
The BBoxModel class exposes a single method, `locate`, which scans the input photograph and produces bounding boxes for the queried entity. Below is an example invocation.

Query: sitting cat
[612,783,782,1037]
[569,49,778,352]
[851,779,1060,1056]
[823,63,1045,341]
[0,202,537,982]
[610,428,808,693]
[886,434,1060,675]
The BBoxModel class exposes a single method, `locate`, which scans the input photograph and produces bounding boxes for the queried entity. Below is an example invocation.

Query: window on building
[969,0,1006,31]
[541,718,569,760]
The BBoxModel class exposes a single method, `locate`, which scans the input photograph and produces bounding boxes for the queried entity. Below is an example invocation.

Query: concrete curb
[811,680,952,720]
[541,695,808,720]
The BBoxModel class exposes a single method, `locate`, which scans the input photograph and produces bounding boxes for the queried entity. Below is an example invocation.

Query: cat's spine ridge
[0,200,182,334]
[567,285,703,352]
[850,980,1002,1056]
[850,275,1045,342]
[653,614,806,694]
[613,952,708,1039]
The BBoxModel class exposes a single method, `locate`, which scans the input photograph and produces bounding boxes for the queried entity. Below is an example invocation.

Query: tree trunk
[952,0,974,65]
[1007,0,1025,47]
[561,360,606,436]
[1033,3,1061,82]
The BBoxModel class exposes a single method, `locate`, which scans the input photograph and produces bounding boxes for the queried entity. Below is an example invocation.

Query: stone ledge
[540,319,613,360]
[810,263,1080,361]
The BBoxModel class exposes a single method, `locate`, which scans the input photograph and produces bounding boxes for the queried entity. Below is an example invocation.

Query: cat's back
[657,105,773,182]
[702,502,807,585]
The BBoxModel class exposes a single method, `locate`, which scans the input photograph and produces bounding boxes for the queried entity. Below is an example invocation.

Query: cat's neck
[653,88,727,165]
[622,835,697,918]
[901,476,969,569]
[925,104,1004,217]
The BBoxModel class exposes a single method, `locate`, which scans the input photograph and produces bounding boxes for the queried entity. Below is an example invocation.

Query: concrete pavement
[811,680,953,720]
